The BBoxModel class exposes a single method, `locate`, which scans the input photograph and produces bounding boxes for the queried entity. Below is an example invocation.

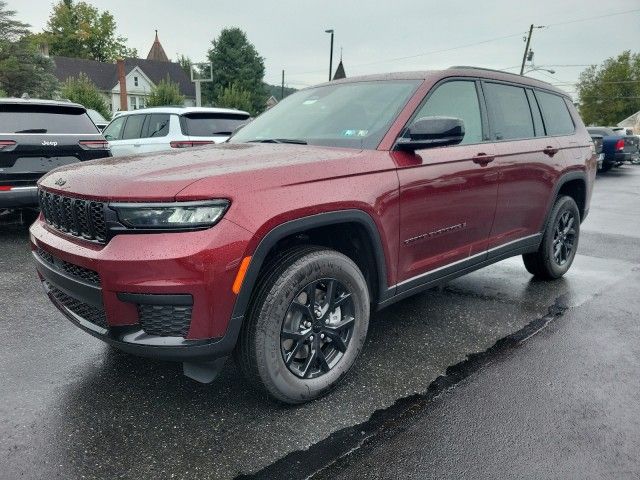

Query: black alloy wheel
[280,278,355,379]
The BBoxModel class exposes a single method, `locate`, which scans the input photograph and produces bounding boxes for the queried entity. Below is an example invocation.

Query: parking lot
[1,166,639,480]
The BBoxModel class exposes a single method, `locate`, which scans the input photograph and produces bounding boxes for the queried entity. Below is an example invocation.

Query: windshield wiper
[211,131,233,135]
[16,129,47,133]
[248,138,307,145]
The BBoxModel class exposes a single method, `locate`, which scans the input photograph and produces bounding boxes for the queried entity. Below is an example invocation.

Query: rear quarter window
[0,104,98,134]
[181,113,250,137]
[535,91,575,136]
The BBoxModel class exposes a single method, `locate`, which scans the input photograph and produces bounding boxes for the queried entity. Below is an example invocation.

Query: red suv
[31,68,596,403]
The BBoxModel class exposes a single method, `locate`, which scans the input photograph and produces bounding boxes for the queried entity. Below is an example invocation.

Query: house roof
[146,30,169,62]
[52,56,195,97]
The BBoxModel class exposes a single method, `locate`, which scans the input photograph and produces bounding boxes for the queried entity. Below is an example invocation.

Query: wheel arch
[544,170,588,230]
[230,210,391,322]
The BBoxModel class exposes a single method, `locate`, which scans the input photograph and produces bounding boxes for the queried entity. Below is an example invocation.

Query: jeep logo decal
[42,140,58,147]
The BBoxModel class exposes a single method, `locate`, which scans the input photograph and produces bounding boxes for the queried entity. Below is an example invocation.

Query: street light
[325,29,334,81]
[524,66,555,75]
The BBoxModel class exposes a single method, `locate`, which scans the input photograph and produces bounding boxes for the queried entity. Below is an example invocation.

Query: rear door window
[121,114,147,140]
[0,104,98,134]
[483,83,534,140]
[535,91,575,136]
[144,114,171,138]
[181,113,250,137]
[413,80,483,145]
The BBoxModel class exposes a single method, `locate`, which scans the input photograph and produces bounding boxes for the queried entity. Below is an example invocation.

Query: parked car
[86,109,109,131]
[0,98,110,211]
[102,107,251,157]
[31,68,595,403]
[587,126,632,171]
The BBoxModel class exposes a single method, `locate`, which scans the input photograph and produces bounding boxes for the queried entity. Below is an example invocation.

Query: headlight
[111,200,229,229]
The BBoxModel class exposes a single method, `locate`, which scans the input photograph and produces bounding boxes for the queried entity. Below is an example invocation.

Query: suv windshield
[230,80,420,149]
[0,104,98,134]
[182,112,251,136]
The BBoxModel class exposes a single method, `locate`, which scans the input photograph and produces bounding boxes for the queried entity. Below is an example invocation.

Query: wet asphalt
[1,166,639,480]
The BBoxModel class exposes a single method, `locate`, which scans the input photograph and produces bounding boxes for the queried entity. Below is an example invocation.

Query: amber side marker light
[232,256,252,294]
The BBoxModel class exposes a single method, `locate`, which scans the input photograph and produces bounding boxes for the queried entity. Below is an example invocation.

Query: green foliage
[577,51,640,126]
[205,28,267,115]
[60,72,110,119]
[0,1,59,98]
[0,87,6,97]
[146,77,185,107]
[265,83,297,101]
[177,54,192,77]
[216,83,253,112]
[41,0,136,62]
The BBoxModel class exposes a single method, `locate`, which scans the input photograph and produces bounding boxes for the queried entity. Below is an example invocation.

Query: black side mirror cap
[396,116,465,151]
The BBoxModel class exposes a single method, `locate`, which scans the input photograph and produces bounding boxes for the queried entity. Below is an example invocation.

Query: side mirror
[396,116,465,151]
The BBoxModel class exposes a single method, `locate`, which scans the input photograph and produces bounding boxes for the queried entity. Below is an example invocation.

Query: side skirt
[377,234,542,310]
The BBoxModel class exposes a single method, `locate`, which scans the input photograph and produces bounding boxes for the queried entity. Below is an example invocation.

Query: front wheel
[235,246,370,404]
[523,195,580,280]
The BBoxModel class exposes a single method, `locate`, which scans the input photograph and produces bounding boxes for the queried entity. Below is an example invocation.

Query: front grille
[46,282,108,328]
[36,247,101,286]
[38,190,108,243]
[138,304,193,337]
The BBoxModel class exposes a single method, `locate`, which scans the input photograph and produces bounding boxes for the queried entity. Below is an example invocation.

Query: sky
[8,0,640,99]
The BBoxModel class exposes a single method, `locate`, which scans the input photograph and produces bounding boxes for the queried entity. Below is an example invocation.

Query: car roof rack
[448,66,523,77]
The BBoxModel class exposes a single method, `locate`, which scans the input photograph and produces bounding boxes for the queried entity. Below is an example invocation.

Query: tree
[0,1,59,98]
[216,83,253,112]
[0,87,6,97]
[177,54,192,77]
[146,77,184,107]
[205,28,267,115]
[60,73,110,119]
[577,51,640,126]
[39,0,136,62]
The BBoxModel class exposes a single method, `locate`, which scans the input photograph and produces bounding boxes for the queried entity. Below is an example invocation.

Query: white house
[51,32,195,113]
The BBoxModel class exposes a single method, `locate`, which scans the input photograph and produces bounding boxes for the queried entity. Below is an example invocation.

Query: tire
[235,246,370,404]
[600,163,612,172]
[523,195,580,280]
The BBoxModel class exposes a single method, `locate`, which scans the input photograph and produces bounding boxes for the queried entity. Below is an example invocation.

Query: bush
[60,73,110,119]
[146,77,184,107]
[215,83,252,112]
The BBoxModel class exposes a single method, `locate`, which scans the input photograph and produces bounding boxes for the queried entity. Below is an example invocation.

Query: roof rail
[448,66,523,77]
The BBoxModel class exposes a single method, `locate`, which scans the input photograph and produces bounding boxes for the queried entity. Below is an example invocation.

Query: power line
[544,8,640,28]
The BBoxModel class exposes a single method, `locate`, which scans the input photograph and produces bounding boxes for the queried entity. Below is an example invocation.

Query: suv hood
[38,143,368,201]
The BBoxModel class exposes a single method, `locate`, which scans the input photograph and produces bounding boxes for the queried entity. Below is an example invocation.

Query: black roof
[0,97,86,110]
[52,56,195,97]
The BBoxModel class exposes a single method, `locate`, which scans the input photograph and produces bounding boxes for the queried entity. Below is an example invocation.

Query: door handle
[472,153,495,165]
[543,146,558,157]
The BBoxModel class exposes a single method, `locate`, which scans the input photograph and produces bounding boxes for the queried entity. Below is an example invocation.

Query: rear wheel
[235,246,370,404]
[523,195,580,280]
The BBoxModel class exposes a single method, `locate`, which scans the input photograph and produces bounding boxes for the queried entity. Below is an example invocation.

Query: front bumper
[30,217,252,361]
[0,186,38,208]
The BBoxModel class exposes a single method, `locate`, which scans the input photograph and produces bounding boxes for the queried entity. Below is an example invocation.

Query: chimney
[117,59,127,111]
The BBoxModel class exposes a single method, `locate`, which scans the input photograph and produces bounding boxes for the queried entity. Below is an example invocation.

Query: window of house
[412,80,483,145]
[483,83,534,140]
[134,76,139,87]
[535,91,575,136]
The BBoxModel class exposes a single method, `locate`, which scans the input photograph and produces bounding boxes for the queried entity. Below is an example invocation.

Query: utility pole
[325,29,334,81]
[281,70,285,100]
[520,24,545,75]
[520,24,534,76]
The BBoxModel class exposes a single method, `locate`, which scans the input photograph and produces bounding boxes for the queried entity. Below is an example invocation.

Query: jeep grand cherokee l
[31,68,596,403]
[0,99,110,210]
